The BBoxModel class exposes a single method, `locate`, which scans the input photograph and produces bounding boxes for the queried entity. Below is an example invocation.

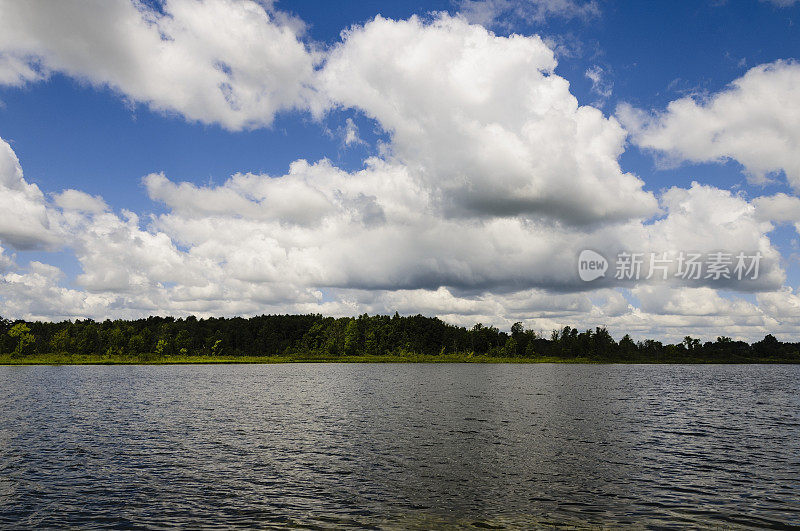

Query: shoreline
[1,354,798,365]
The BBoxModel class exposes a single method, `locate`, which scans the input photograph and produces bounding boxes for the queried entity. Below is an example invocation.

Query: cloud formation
[0,4,797,341]
[0,0,318,129]
[0,138,60,249]
[321,15,656,225]
[618,61,800,190]
[457,0,599,28]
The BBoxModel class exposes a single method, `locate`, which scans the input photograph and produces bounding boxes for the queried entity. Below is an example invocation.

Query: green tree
[9,323,35,357]
[154,339,169,357]
[591,327,616,359]
[106,327,126,356]
[50,328,73,354]
[343,319,359,356]
[76,323,99,355]
[619,334,637,360]
[211,339,223,357]
[502,336,519,357]
[683,336,701,351]
[127,334,146,356]
[175,329,192,355]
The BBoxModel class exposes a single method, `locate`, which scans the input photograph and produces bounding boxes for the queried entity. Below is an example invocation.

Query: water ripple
[0,363,798,528]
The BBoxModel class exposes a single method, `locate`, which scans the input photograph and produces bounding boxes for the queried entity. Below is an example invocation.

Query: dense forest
[1,313,798,363]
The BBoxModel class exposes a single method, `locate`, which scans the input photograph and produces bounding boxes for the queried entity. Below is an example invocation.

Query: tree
[683,336,701,351]
[343,319,359,356]
[175,329,192,355]
[9,323,35,357]
[592,327,616,358]
[50,328,73,354]
[211,339,223,357]
[502,336,519,357]
[76,323,99,355]
[155,339,170,357]
[127,334,146,355]
[106,327,126,356]
[619,334,637,359]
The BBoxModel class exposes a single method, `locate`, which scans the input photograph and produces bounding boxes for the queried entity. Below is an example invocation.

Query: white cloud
[1,146,781,338]
[68,210,202,293]
[753,193,800,223]
[585,65,612,104]
[635,286,760,317]
[320,15,657,225]
[0,11,798,341]
[0,244,14,272]
[343,118,364,146]
[758,287,800,320]
[53,189,108,214]
[650,183,776,265]
[457,0,599,28]
[0,137,60,249]
[0,0,318,130]
[141,169,782,295]
[619,60,800,190]
[0,52,45,86]
[1,260,116,321]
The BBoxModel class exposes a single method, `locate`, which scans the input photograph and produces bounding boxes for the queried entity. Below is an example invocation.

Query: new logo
[578,250,608,282]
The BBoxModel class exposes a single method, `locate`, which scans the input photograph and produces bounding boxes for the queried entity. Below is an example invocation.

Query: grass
[0,352,603,365]
[1,352,794,365]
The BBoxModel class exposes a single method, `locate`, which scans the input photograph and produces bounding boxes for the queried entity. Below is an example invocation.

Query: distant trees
[8,323,34,357]
[0,313,797,362]
[50,328,72,354]
[683,336,701,352]
[343,319,359,356]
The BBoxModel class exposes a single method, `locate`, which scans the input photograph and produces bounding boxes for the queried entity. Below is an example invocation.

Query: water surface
[1,364,798,528]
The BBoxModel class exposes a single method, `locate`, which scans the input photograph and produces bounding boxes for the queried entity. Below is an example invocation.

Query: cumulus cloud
[618,60,800,189]
[53,189,108,214]
[68,210,201,293]
[139,167,781,297]
[321,15,657,225]
[0,244,14,272]
[1,133,785,339]
[0,10,797,341]
[648,184,777,279]
[635,286,760,317]
[753,193,800,224]
[758,287,800,320]
[0,260,123,321]
[0,0,318,130]
[0,137,60,249]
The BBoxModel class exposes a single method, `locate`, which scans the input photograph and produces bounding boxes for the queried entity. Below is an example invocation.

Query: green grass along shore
[2,352,796,365]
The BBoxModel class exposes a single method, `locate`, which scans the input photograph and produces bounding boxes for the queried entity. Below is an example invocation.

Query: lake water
[0,363,798,528]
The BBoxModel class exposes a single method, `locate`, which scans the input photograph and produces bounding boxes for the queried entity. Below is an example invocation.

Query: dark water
[0,364,798,529]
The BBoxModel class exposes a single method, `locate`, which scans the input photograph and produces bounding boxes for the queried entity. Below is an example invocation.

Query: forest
[0,313,798,363]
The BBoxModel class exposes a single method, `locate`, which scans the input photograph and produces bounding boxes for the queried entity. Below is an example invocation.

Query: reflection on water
[0,363,798,528]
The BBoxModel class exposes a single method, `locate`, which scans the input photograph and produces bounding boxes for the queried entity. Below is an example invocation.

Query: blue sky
[0,0,799,340]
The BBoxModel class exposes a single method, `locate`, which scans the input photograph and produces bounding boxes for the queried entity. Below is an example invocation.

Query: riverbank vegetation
[1,314,797,364]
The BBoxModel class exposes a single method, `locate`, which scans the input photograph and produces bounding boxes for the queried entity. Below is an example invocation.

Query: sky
[1,0,799,342]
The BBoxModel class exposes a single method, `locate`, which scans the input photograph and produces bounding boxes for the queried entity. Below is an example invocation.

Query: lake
[0,363,798,528]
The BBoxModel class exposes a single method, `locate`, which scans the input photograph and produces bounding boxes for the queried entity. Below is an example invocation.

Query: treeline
[0,313,798,362]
